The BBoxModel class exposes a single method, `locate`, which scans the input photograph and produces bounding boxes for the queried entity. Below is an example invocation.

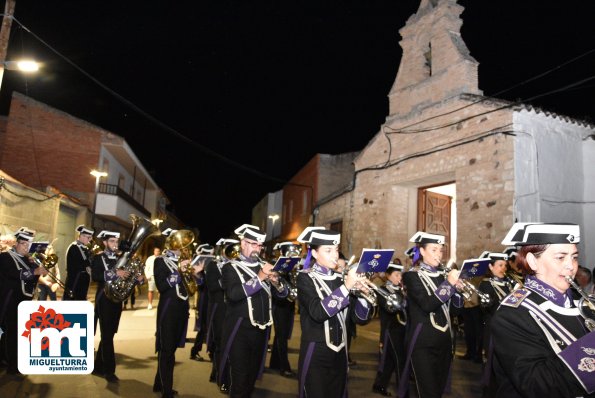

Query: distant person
[145,247,161,310]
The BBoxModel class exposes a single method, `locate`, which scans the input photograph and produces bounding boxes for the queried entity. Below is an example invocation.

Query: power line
[9,16,288,185]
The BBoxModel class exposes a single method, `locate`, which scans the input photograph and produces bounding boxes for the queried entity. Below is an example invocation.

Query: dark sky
[2,0,594,243]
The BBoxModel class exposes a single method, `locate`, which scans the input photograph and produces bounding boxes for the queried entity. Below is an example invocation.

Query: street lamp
[90,170,108,229]
[268,214,280,237]
[4,60,40,72]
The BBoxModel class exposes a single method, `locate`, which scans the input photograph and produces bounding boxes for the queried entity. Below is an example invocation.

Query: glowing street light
[90,170,108,229]
[4,59,40,72]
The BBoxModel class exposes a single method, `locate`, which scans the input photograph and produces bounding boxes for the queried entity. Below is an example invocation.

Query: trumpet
[252,254,286,294]
[439,264,491,306]
[31,252,73,299]
[565,276,595,331]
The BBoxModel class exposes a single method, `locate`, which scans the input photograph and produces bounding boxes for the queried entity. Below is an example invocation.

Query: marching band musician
[207,238,237,393]
[372,262,407,397]
[0,227,48,376]
[503,246,523,288]
[63,225,94,300]
[220,224,288,398]
[491,223,595,398]
[190,243,213,362]
[296,227,372,398]
[269,241,298,378]
[152,232,205,398]
[91,230,125,383]
[398,232,463,398]
[477,251,513,396]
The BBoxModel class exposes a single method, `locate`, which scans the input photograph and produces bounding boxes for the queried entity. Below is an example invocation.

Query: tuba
[104,215,159,302]
[165,229,197,296]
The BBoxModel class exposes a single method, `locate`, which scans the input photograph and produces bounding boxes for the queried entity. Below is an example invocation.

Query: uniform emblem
[582,347,595,356]
[328,300,337,308]
[501,289,530,308]
[578,357,595,372]
[566,234,579,243]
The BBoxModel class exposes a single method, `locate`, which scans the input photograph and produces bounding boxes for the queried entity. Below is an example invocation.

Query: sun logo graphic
[18,301,94,374]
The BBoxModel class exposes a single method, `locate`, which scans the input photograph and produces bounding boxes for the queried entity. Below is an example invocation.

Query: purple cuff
[167,273,181,287]
[105,270,118,282]
[354,298,370,320]
[321,285,349,317]
[196,274,205,286]
[558,332,595,393]
[242,276,263,296]
[20,269,35,280]
[434,280,456,303]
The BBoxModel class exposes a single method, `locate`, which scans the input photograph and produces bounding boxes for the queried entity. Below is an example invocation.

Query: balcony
[95,183,151,224]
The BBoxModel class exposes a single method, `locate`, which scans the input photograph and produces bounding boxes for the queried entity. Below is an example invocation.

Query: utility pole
[0,0,16,90]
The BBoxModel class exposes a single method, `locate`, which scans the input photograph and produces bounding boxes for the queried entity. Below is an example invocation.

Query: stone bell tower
[388,0,482,118]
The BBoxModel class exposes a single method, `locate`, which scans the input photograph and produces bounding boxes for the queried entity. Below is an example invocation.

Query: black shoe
[105,373,119,383]
[91,368,104,377]
[219,384,229,393]
[280,370,296,378]
[372,384,392,396]
[209,375,216,383]
[190,353,204,362]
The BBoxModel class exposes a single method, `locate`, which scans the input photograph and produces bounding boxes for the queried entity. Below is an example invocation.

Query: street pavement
[0,290,484,398]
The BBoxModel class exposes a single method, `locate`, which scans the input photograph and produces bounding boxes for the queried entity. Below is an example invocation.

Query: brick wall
[318,96,515,261]
[0,93,103,201]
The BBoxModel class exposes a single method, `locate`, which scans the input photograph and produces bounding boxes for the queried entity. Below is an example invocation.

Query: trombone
[31,252,73,299]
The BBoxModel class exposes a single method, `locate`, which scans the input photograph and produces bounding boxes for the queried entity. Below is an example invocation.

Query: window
[118,174,126,190]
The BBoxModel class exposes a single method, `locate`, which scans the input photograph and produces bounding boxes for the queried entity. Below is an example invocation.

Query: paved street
[1,290,484,398]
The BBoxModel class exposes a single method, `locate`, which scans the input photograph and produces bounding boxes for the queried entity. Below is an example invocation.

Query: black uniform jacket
[0,250,39,322]
[91,251,122,335]
[297,264,371,346]
[221,257,288,329]
[403,264,462,344]
[491,275,595,398]
[65,241,92,299]
[154,255,190,351]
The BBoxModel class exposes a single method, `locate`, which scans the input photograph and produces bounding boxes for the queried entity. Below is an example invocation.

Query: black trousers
[95,297,122,376]
[228,323,267,398]
[299,342,348,398]
[410,334,452,398]
[2,301,20,373]
[374,331,406,390]
[270,303,294,372]
[154,298,188,398]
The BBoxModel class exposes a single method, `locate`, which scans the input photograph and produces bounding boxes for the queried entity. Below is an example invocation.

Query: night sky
[1,0,594,243]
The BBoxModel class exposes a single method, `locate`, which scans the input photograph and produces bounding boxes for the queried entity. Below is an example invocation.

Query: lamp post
[0,0,40,90]
[90,170,108,229]
[268,214,280,238]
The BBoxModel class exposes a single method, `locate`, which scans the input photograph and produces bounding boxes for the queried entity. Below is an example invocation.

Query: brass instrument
[565,276,595,331]
[505,270,524,288]
[253,254,286,294]
[104,215,159,302]
[31,252,73,298]
[222,242,241,261]
[275,243,302,301]
[86,239,103,256]
[340,256,379,307]
[165,229,198,296]
[439,264,492,306]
